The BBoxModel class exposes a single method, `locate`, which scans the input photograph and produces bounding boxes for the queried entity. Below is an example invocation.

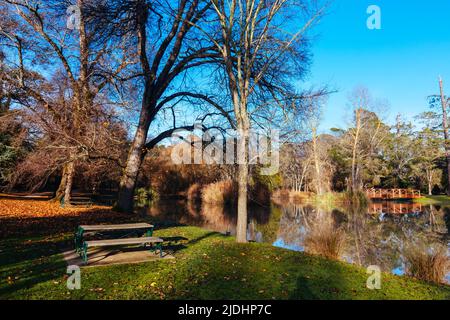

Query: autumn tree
[0,0,131,202]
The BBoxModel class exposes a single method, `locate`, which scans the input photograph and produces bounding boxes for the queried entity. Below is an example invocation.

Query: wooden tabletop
[79,223,153,231]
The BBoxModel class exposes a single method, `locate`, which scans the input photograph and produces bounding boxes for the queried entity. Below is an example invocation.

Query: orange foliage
[0,199,135,239]
[201,180,236,205]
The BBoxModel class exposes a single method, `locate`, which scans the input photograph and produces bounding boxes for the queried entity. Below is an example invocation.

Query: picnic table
[74,223,163,264]
[60,196,93,208]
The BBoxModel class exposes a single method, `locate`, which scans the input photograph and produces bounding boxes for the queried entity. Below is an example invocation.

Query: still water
[142,199,450,283]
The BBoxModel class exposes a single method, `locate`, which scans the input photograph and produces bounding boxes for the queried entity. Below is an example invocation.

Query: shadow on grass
[160,232,221,255]
[0,237,68,298]
[0,208,144,240]
[160,239,356,300]
[289,276,318,299]
[288,262,350,300]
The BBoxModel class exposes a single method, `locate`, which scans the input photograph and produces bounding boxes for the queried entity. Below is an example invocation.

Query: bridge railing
[365,188,421,199]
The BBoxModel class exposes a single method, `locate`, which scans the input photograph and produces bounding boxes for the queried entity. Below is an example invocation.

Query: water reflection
[144,199,271,236]
[144,199,449,283]
[368,201,422,215]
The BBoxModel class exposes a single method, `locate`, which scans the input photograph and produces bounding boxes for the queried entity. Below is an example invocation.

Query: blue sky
[304,0,450,132]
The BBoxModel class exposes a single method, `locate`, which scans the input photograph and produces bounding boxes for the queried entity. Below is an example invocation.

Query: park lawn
[1,225,449,300]
[414,195,450,206]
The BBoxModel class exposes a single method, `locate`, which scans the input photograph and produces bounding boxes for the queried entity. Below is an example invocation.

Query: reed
[404,243,449,284]
[304,217,346,260]
[201,180,236,206]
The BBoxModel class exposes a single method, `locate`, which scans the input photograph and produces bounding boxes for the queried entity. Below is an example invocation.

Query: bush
[135,187,159,207]
[304,217,346,260]
[404,243,449,284]
[342,190,369,207]
[249,182,271,205]
[201,180,236,206]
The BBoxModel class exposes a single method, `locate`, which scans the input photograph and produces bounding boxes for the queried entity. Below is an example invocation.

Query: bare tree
[208,0,326,242]
[344,87,387,192]
[438,77,450,195]
[109,0,235,212]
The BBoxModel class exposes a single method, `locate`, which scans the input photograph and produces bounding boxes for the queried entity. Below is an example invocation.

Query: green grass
[1,226,449,300]
[414,195,450,206]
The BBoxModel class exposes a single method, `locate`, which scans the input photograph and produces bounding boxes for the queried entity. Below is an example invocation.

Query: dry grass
[404,243,449,284]
[201,180,236,206]
[304,217,346,260]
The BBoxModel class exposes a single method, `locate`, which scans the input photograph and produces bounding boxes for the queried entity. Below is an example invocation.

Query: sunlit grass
[414,195,450,206]
[1,226,449,300]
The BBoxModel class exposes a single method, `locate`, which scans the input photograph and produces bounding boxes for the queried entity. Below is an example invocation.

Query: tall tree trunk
[439,77,450,195]
[236,127,249,243]
[116,104,152,212]
[351,108,362,192]
[312,127,323,195]
[52,164,68,202]
[426,168,432,195]
[64,161,75,206]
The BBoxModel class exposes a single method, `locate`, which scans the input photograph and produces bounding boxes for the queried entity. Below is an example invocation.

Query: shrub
[341,190,369,207]
[249,181,271,205]
[304,218,346,260]
[403,243,449,284]
[135,187,159,207]
[201,180,236,206]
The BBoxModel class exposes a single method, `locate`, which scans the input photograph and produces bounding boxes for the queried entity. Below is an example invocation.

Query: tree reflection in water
[144,198,449,282]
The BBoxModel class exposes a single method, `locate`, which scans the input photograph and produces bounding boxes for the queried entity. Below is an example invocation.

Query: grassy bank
[414,195,450,206]
[1,225,449,300]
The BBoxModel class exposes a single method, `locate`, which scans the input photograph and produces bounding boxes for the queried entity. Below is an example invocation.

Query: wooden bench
[60,197,93,208]
[80,236,164,264]
[74,223,154,254]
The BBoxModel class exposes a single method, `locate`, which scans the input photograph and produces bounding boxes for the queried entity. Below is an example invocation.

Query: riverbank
[1,199,449,300]
[414,195,450,207]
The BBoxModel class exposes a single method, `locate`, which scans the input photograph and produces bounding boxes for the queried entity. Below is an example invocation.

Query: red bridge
[368,202,423,215]
[365,188,421,200]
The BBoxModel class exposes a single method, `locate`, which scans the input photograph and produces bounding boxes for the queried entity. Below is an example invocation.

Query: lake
[141,198,450,283]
